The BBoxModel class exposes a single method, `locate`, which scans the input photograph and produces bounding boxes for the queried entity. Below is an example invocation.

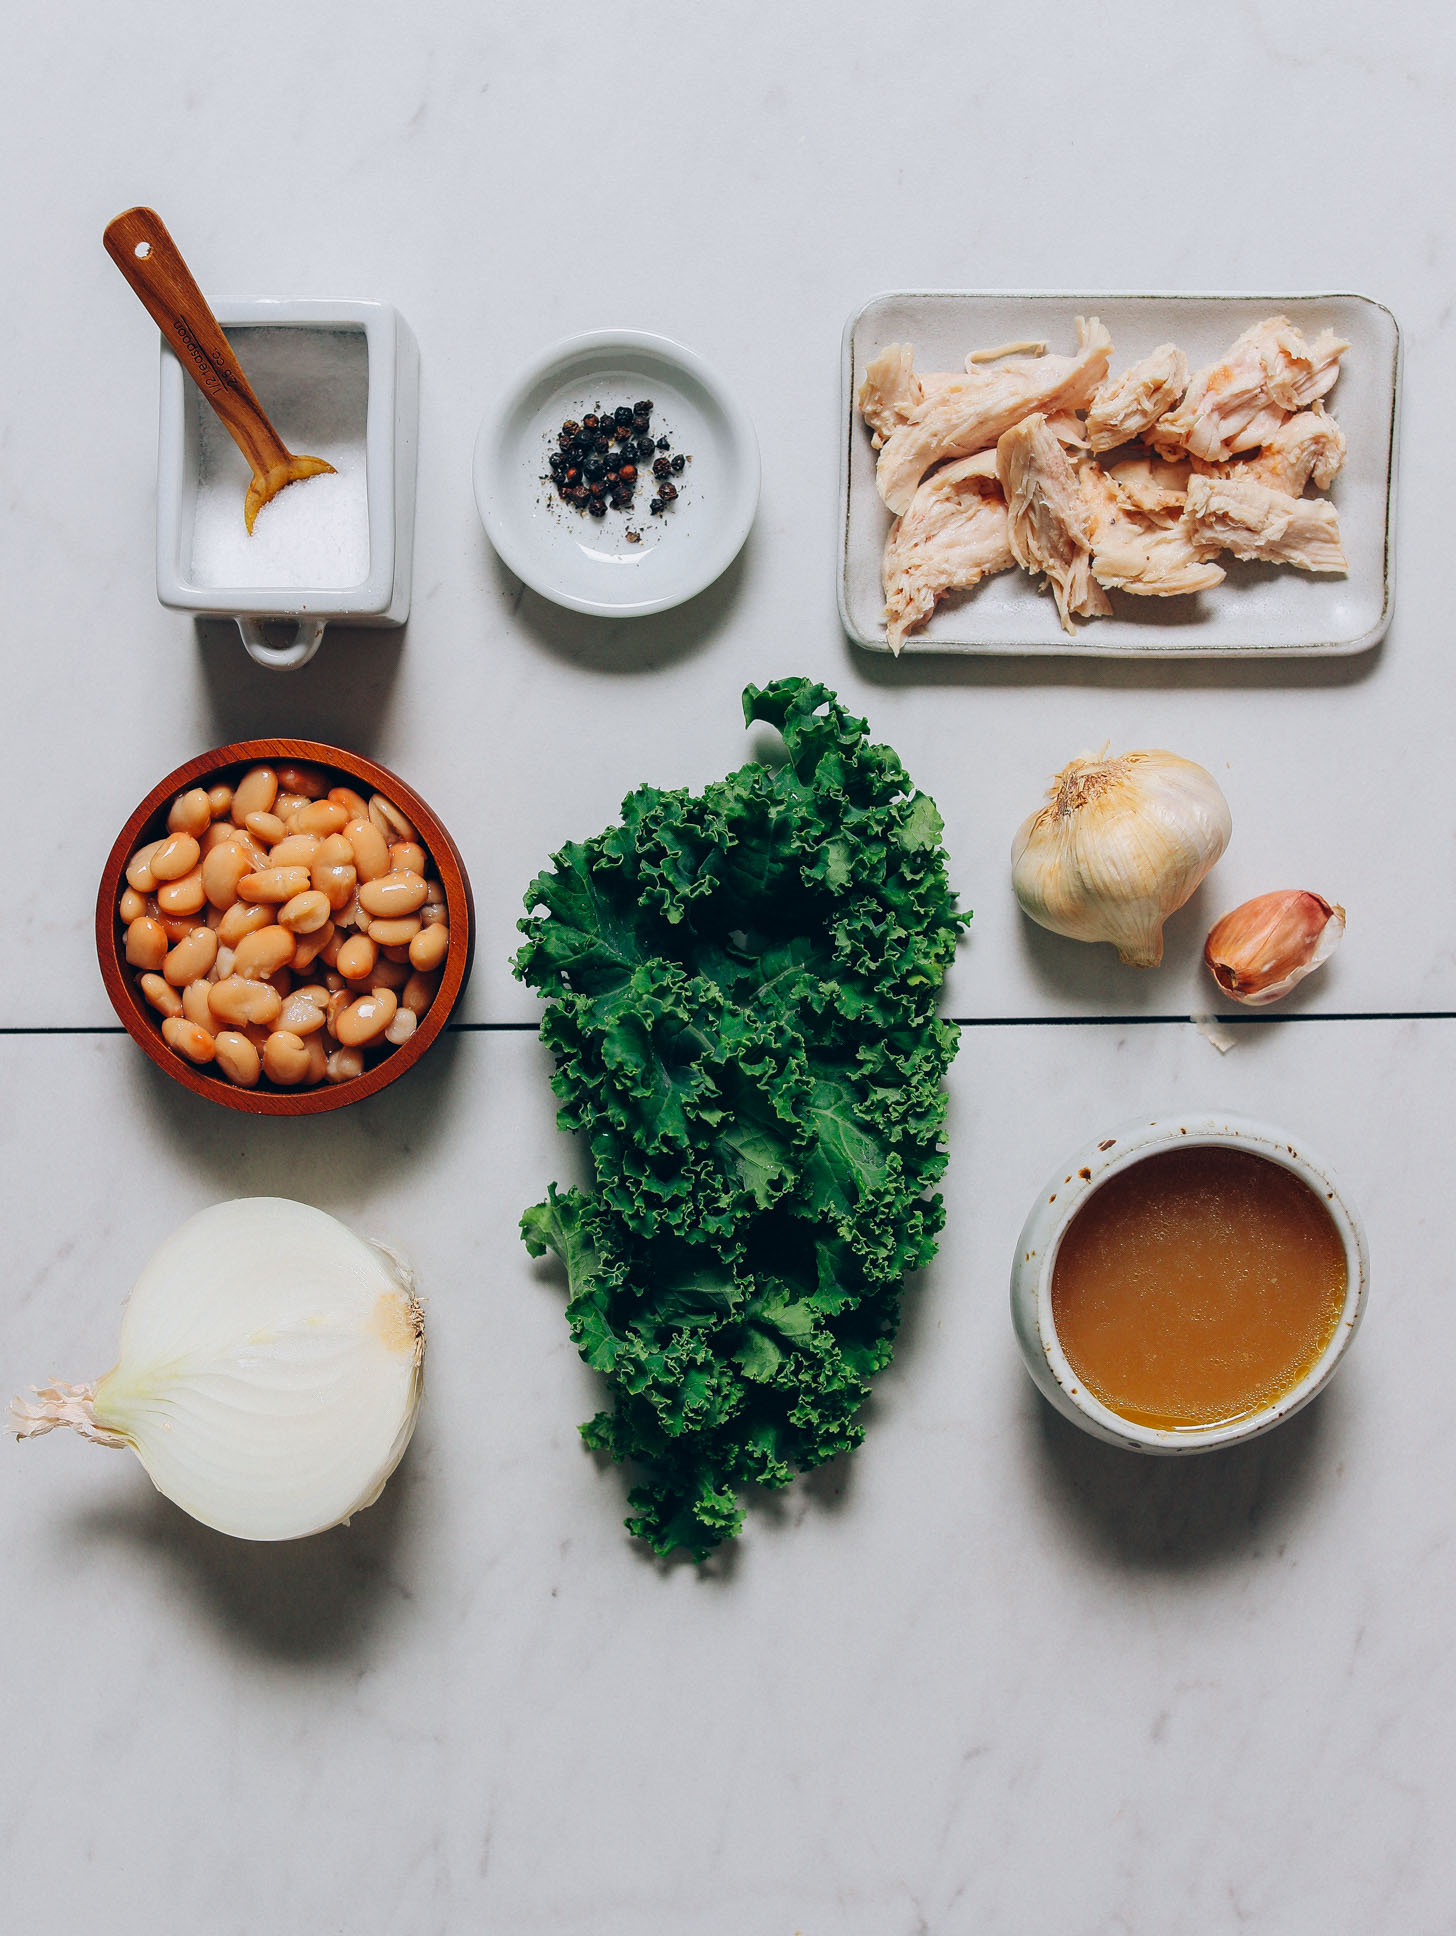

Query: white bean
[125,917,168,971]
[336,989,397,1046]
[156,867,206,916]
[343,818,391,882]
[213,1031,261,1088]
[408,924,449,972]
[161,1016,215,1065]
[238,866,312,905]
[166,789,212,837]
[244,811,288,846]
[138,973,182,1019]
[150,834,201,882]
[278,991,327,1036]
[262,1031,311,1085]
[231,766,278,825]
[181,979,214,1029]
[368,793,417,844]
[124,840,164,893]
[208,976,283,1028]
[275,764,328,800]
[162,926,218,987]
[231,925,295,981]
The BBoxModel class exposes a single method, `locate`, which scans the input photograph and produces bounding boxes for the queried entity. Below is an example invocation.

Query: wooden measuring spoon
[104,206,335,532]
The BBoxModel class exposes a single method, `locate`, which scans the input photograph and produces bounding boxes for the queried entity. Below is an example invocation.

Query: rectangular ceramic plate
[839,291,1400,657]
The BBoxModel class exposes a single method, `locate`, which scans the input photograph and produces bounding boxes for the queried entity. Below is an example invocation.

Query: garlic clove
[1204,890,1344,1005]
[1011,749,1232,968]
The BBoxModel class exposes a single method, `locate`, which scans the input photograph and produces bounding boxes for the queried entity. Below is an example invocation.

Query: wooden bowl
[97,739,474,1114]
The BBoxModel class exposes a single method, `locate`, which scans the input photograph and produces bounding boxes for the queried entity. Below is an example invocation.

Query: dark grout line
[449,1022,542,1032]
[6,1012,1455,1039]
[947,1012,1456,1027]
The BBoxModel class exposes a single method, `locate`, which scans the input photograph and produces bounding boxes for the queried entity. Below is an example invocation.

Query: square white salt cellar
[156,299,418,669]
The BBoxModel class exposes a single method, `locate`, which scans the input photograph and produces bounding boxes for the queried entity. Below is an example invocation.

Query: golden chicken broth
[1050,1145,1347,1431]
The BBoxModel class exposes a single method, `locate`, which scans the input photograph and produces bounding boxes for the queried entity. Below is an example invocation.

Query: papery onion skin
[1012,749,1232,968]
[1205,890,1345,1005]
[10,1199,424,1543]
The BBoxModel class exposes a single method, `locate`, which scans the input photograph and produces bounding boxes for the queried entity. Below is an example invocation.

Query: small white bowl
[1010,1112,1368,1453]
[474,329,759,618]
[156,299,419,671]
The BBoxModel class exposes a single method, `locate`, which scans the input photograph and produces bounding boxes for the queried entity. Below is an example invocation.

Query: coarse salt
[187,326,371,591]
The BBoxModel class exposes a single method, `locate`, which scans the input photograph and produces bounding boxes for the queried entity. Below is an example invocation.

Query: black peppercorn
[548,404,685,528]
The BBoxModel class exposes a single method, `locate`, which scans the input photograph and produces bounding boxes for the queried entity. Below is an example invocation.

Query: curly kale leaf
[515,678,964,1558]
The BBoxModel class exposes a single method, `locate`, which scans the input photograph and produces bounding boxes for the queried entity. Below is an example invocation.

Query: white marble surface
[3,1022,1453,1934]
[4,3,1456,1931]
[3,2,1456,1023]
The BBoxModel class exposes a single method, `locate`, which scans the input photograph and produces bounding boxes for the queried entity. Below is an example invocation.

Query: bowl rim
[1009,1111,1369,1453]
[97,738,474,1115]
[472,326,760,618]
[156,300,404,614]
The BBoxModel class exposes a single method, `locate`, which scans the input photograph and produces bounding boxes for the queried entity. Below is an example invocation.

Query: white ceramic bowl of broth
[1010,1113,1368,1453]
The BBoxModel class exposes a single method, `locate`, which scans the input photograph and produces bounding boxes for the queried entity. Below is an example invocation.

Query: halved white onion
[9,1198,424,1541]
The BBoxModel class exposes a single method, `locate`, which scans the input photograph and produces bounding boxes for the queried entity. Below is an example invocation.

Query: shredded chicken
[881,452,1014,654]
[1092,526,1225,598]
[857,343,920,443]
[966,339,1048,364]
[1151,317,1348,462]
[855,313,1353,640]
[1236,404,1347,495]
[1080,454,1222,596]
[1078,461,1128,542]
[1043,410,1090,448]
[856,344,961,448]
[997,415,1111,632]
[1183,474,1347,573]
[1101,452,1193,526]
[1085,344,1189,452]
[874,317,1113,514]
